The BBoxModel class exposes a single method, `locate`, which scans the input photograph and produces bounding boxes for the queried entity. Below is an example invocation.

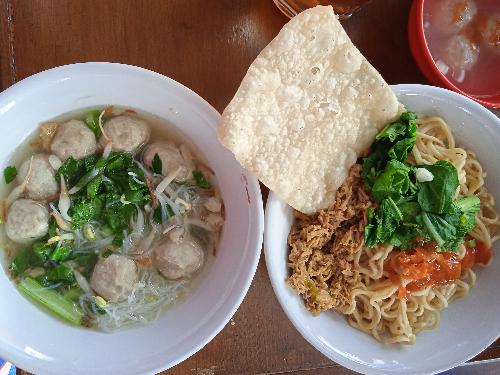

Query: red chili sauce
[384,241,491,299]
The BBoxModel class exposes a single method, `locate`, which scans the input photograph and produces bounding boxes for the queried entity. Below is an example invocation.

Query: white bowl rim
[0,62,265,375]
[264,83,500,375]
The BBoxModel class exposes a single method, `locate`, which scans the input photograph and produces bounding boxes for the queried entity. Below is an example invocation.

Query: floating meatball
[479,14,500,52]
[5,199,49,244]
[17,154,59,201]
[442,34,479,76]
[433,0,477,34]
[50,119,97,161]
[90,254,138,302]
[143,142,191,182]
[154,237,204,280]
[101,115,150,153]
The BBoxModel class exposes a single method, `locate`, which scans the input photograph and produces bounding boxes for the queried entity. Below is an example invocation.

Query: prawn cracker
[218,5,400,214]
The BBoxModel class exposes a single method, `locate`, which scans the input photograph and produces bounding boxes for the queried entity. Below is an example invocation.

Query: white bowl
[265,84,500,375]
[0,63,264,375]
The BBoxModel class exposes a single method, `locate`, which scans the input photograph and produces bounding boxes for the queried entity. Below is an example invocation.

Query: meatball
[50,120,97,161]
[154,237,204,280]
[17,154,59,201]
[101,115,150,153]
[5,199,49,244]
[442,34,479,74]
[433,0,477,34]
[143,142,191,182]
[90,254,138,302]
[479,15,500,52]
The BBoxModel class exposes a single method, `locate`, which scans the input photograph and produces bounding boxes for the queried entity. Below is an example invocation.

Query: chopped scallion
[193,170,210,188]
[3,165,17,184]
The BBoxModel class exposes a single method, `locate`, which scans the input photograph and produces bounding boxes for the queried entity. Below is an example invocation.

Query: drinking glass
[272,0,371,19]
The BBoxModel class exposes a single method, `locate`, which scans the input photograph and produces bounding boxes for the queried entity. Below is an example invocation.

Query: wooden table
[0,0,498,374]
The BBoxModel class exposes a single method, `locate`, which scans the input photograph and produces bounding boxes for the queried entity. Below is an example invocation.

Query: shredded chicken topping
[287,164,375,315]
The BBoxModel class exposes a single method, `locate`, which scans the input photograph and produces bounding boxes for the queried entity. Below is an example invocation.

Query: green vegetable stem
[18,278,84,325]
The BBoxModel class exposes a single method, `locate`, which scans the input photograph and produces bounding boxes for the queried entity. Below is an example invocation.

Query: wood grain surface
[0,0,498,374]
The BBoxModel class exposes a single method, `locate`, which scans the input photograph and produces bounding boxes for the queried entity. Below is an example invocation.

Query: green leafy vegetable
[84,109,102,137]
[3,166,17,184]
[193,170,210,188]
[375,113,416,143]
[444,200,478,241]
[102,249,114,258]
[50,245,72,262]
[362,111,480,252]
[48,217,58,238]
[71,196,104,229]
[417,161,458,214]
[33,242,53,263]
[73,170,98,191]
[153,206,163,224]
[105,202,135,230]
[55,157,85,185]
[361,149,385,187]
[153,203,174,224]
[364,208,377,248]
[86,175,102,199]
[455,195,481,213]
[105,152,132,172]
[365,197,403,246]
[400,111,418,122]
[371,160,411,203]
[84,154,100,172]
[18,278,83,325]
[55,151,151,246]
[389,227,419,250]
[9,249,33,276]
[10,241,57,277]
[378,197,403,239]
[47,264,75,284]
[152,153,162,174]
[398,201,421,222]
[375,122,407,142]
[388,137,416,163]
[362,112,417,187]
[72,254,98,278]
[124,189,147,204]
[417,212,457,249]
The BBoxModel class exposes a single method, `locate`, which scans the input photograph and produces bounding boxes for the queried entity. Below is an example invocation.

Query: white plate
[0,63,264,375]
[264,84,500,375]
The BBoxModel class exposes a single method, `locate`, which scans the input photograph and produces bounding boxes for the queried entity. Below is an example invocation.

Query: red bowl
[408,0,500,108]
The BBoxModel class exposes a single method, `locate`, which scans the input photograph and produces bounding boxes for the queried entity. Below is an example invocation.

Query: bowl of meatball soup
[0,63,264,375]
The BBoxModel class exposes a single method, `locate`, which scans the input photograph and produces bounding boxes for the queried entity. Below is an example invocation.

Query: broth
[424,0,499,97]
